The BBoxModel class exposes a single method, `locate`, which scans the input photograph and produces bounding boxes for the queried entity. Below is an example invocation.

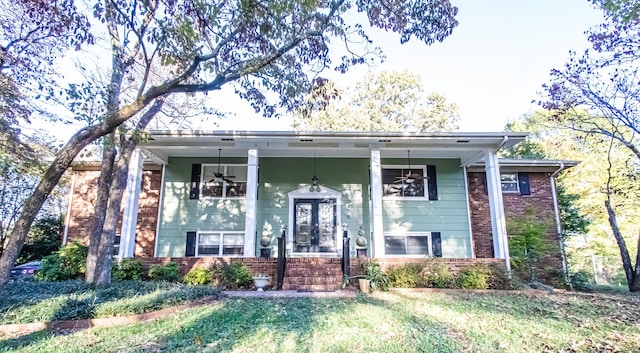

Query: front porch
[128,131,527,268]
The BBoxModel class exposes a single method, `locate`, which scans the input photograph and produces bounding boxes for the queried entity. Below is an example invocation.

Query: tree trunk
[85,134,116,283]
[630,231,640,292]
[604,200,639,291]
[92,148,131,286]
[91,99,165,287]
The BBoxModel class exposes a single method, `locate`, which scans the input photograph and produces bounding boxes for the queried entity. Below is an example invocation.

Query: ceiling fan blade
[225,175,236,179]
[223,178,235,184]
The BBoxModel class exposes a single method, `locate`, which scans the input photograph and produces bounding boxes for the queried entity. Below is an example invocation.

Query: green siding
[156,156,472,258]
[157,157,247,257]
[256,157,371,255]
[381,158,472,258]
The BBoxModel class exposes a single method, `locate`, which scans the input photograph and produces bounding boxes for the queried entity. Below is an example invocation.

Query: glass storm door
[294,198,337,253]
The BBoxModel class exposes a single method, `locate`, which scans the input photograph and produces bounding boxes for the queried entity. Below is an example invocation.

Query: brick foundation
[139,257,506,289]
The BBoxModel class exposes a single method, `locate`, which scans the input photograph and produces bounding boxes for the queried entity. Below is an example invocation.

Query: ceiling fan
[394,150,425,185]
[209,149,236,184]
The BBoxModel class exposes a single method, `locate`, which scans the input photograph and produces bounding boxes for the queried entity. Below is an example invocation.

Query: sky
[32,0,606,142]
[210,0,605,133]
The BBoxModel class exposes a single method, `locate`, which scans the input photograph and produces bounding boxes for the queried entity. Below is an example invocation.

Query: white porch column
[370,149,384,257]
[484,150,510,271]
[119,148,144,261]
[244,149,258,257]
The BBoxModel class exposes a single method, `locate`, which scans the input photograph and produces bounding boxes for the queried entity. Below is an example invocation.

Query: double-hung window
[500,173,519,193]
[197,232,244,256]
[381,166,427,198]
[201,165,247,198]
[383,232,442,257]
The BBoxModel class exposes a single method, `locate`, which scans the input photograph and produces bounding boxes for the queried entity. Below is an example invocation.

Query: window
[197,232,244,256]
[201,165,247,198]
[500,173,519,193]
[113,234,121,257]
[383,232,442,257]
[382,166,426,198]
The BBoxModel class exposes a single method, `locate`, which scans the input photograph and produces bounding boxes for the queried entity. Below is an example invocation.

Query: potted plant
[252,273,269,291]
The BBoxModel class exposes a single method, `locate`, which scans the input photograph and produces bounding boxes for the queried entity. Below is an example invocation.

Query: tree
[540,1,640,291]
[0,0,93,156]
[0,0,460,288]
[294,70,460,132]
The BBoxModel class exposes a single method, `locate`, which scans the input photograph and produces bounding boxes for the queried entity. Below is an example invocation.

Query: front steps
[282,258,344,292]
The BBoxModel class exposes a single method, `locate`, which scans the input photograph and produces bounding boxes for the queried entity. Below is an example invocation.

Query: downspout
[550,162,570,288]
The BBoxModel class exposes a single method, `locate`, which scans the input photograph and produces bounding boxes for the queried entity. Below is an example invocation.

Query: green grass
[0,280,219,324]
[1,289,639,352]
[0,291,640,353]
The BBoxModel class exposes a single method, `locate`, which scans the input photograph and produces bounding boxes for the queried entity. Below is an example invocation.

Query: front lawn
[0,280,219,325]
[1,289,639,352]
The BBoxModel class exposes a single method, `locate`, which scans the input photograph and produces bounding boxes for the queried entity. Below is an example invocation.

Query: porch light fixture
[309,151,321,192]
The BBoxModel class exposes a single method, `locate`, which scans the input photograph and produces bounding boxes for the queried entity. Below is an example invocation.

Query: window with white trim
[201,165,247,198]
[197,232,244,256]
[500,173,519,193]
[382,166,427,198]
[383,232,441,257]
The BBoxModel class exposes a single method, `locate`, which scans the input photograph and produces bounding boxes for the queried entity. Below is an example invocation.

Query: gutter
[550,162,571,288]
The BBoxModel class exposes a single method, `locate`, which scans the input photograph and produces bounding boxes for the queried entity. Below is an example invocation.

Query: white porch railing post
[370,149,384,257]
[244,149,259,257]
[483,150,511,272]
[119,148,144,261]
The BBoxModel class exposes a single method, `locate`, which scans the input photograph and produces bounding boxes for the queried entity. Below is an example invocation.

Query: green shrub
[18,215,63,264]
[457,265,491,289]
[487,264,526,290]
[112,259,144,281]
[35,242,88,281]
[183,267,214,286]
[570,270,593,291]
[420,261,455,288]
[208,261,225,287]
[148,261,180,282]
[387,263,422,288]
[222,262,253,289]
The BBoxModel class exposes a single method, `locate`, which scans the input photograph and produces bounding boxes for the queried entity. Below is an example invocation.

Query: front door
[294,198,337,253]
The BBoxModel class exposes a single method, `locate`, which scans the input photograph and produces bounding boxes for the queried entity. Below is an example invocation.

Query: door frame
[287,185,342,257]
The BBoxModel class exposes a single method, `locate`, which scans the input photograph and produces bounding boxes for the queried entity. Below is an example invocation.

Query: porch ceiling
[141,130,528,164]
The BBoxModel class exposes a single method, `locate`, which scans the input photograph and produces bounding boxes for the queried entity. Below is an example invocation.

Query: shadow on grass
[0,330,52,351]
[142,293,469,353]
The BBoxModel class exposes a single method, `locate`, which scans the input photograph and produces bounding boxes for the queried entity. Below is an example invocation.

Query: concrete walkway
[223,290,357,298]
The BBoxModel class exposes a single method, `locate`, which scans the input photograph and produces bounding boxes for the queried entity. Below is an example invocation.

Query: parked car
[10,261,41,280]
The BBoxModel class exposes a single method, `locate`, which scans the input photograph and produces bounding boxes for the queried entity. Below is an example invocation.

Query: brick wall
[66,169,161,257]
[349,257,506,276]
[467,172,563,283]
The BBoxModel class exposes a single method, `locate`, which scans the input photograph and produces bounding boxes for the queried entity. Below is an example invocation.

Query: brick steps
[283,258,343,292]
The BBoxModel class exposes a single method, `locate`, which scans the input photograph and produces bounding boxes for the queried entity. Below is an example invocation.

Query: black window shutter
[431,232,442,258]
[189,164,201,199]
[426,165,438,200]
[518,172,531,195]
[483,173,488,195]
[185,231,197,257]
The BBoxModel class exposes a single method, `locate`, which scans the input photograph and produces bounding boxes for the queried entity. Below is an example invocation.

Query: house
[63,131,575,289]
